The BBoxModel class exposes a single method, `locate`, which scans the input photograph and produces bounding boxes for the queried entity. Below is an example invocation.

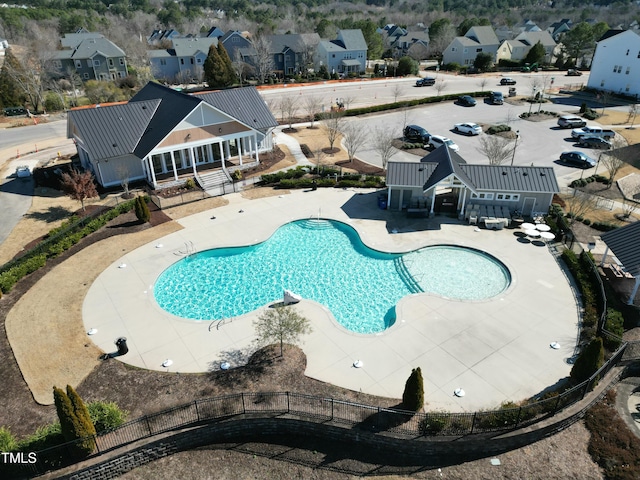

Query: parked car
[557,115,586,129]
[488,91,504,105]
[560,151,596,168]
[578,136,612,149]
[567,69,583,76]
[415,77,436,87]
[15,165,31,178]
[456,95,477,107]
[500,77,517,85]
[429,135,460,152]
[403,124,430,144]
[453,122,482,135]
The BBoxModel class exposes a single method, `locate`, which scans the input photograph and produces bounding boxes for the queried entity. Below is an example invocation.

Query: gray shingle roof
[68,100,160,160]
[53,36,126,60]
[338,29,368,51]
[171,37,217,57]
[465,26,499,45]
[266,33,320,53]
[601,222,640,276]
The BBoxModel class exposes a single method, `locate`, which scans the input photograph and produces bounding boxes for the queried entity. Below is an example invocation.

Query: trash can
[508,87,516,97]
[115,337,128,355]
[378,197,387,210]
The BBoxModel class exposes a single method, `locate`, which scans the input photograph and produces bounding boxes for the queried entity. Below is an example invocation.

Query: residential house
[200,26,225,39]
[220,30,254,65]
[392,28,430,60]
[147,29,181,46]
[67,82,278,189]
[497,31,556,63]
[587,29,640,98]
[148,37,218,83]
[513,19,542,35]
[266,33,320,77]
[316,29,368,76]
[442,26,500,66]
[385,147,559,219]
[51,31,128,81]
[600,221,640,304]
[547,19,572,41]
[494,25,514,43]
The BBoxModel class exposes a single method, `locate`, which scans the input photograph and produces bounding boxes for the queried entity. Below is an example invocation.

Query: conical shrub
[402,367,424,412]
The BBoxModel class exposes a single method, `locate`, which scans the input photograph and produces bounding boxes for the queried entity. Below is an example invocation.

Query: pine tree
[134,196,150,223]
[203,44,225,88]
[66,385,97,453]
[0,48,25,109]
[570,337,604,384]
[53,386,95,456]
[217,43,237,86]
[402,367,424,412]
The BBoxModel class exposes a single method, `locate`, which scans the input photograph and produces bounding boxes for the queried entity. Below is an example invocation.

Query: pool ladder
[209,317,234,331]
[175,241,196,257]
[394,257,423,294]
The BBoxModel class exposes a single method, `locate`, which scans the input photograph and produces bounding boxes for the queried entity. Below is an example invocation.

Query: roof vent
[112,143,117,147]
[540,172,546,176]
[523,172,528,176]
[502,171,507,175]
[142,105,147,110]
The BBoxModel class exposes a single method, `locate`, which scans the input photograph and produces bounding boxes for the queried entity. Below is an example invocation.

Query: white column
[190,147,197,175]
[218,142,225,164]
[225,141,231,159]
[430,189,436,215]
[459,187,467,216]
[148,156,158,188]
[254,133,259,163]
[170,151,178,181]
[237,137,243,165]
[599,246,610,267]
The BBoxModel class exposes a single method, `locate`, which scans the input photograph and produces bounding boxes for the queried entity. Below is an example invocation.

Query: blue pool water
[154,219,510,334]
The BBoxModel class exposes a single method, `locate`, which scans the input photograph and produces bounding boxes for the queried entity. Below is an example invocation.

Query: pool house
[67,82,278,190]
[385,147,560,219]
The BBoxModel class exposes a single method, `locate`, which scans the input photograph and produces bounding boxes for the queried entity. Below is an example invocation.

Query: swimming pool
[154,219,510,334]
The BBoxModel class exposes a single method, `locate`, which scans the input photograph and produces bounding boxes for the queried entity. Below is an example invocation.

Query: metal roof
[68,100,159,160]
[195,87,278,132]
[601,222,640,276]
[386,162,436,187]
[423,147,474,191]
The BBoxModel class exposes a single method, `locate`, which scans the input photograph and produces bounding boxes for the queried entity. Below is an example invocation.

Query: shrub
[185,178,196,189]
[0,427,17,452]
[570,337,604,384]
[402,367,424,411]
[87,401,128,434]
[53,386,95,457]
[580,102,587,113]
[18,423,63,452]
[476,402,521,430]
[603,309,624,350]
[486,124,511,134]
[134,196,150,223]
[582,218,591,226]
[419,412,448,435]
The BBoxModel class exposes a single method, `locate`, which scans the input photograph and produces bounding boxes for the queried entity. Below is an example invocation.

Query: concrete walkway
[84,188,579,412]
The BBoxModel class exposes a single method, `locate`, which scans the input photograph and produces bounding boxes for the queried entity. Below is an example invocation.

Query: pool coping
[83,188,579,412]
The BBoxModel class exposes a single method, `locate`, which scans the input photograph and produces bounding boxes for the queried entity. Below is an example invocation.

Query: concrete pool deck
[83,188,580,412]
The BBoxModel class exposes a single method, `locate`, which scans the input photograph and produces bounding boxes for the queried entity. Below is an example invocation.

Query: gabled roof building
[385,147,559,218]
[316,29,368,75]
[67,82,278,189]
[51,32,128,81]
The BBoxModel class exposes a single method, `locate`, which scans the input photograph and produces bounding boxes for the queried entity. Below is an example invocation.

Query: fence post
[241,392,246,414]
[553,392,562,414]
[470,412,477,434]
[331,398,334,421]
[144,415,152,436]
[194,399,200,422]
[286,391,290,413]
[515,406,522,427]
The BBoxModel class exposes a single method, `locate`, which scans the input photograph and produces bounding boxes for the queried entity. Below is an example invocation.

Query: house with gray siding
[316,29,367,75]
[442,26,500,67]
[149,37,218,83]
[266,33,320,77]
[385,147,559,219]
[51,32,127,81]
[67,82,278,189]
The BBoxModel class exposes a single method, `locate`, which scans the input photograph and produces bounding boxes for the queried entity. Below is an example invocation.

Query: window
[451,47,456,52]
[93,59,100,67]
[53,60,61,69]
[626,67,630,74]
[108,59,114,67]
[471,192,494,200]
[638,51,640,58]
[496,193,520,201]
[600,80,605,87]
[332,54,335,58]
[83,73,89,79]
[190,58,194,64]
[119,58,124,65]
[160,59,166,66]
[180,58,184,65]
[626,49,630,55]
[75,60,82,68]
[476,48,482,52]
[626,84,631,92]
[196,58,202,64]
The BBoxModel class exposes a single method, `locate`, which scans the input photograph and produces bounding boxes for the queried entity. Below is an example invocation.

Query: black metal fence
[10,347,625,478]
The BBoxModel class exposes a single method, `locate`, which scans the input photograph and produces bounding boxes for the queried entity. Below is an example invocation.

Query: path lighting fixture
[510,130,520,166]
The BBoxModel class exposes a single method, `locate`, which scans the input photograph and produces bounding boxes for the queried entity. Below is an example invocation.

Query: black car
[416,77,436,87]
[489,91,504,105]
[578,136,612,150]
[403,125,430,143]
[457,95,477,107]
[560,151,596,168]
[567,69,583,76]
[500,77,517,85]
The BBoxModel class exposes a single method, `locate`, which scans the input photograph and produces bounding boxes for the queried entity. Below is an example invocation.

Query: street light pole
[510,130,520,166]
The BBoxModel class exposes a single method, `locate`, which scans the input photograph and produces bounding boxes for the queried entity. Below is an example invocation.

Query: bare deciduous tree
[600,137,627,188]
[434,79,447,95]
[252,35,275,84]
[621,198,639,219]
[372,126,398,171]
[476,135,515,166]
[342,121,367,162]
[279,95,299,129]
[626,104,638,128]
[477,77,489,91]
[303,95,323,128]
[565,190,598,226]
[321,110,345,152]
[253,306,312,357]
[392,83,403,103]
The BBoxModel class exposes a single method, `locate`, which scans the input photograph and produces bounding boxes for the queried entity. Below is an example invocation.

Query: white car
[429,135,459,152]
[453,122,482,136]
[15,166,31,178]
